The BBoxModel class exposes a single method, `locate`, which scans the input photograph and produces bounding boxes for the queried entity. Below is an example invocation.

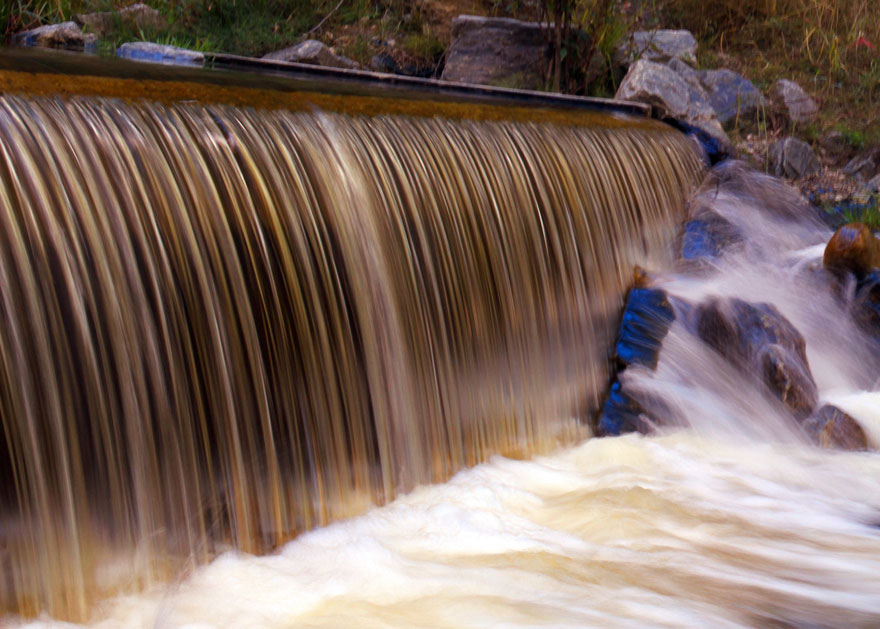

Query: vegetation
[2,0,878,142]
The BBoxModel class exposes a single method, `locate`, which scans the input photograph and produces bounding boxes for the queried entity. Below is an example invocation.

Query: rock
[680,209,743,262]
[12,21,97,50]
[696,297,818,419]
[843,146,880,182]
[822,223,880,280]
[616,29,698,66]
[75,3,164,37]
[440,15,548,89]
[803,405,868,450]
[262,39,359,70]
[772,79,818,125]
[370,53,401,74]
[666,59,730,150]
[116,41,204,66]
[867,174,880,193]
[614,287,676,370]
[698,68,767,127]
[616,59,689,119]
[768,137,821,179]
[598,285,677,436]
[854,271,880,334]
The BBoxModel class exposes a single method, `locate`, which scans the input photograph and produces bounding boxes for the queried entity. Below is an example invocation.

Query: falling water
[0,94,703,620]
[53,163,880,629]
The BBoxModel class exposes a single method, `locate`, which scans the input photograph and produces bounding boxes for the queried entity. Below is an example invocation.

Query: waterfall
[0,94,703,619]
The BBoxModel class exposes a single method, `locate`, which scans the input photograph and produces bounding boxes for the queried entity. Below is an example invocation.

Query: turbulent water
[0,94,701,620]
[43,163,880,629]
[2,90,879,627]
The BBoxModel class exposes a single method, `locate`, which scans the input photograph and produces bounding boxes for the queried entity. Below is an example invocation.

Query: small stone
[843,146,880,182]
[12,21,97,50]
[616,29,698,66]
[822,223,880,279]
[263,39,359,70]
[370,53,401,74]
[768,137,820,179]
[867,174,880,193]
[803,405,868,450]
[699,68,767,127]
[772,79,818,125]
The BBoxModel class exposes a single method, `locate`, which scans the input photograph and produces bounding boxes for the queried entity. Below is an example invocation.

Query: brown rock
[696,297,818,419]
[803,405,868,450]
[823,223,880,279]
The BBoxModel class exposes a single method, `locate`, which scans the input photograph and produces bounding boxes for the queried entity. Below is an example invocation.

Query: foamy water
[27,428,877,628]
[18,165,880,629]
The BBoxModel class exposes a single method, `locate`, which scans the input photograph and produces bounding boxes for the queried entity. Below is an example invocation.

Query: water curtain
[0,94,702,618]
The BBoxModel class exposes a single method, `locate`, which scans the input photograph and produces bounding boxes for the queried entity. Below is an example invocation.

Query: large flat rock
[440,15,548,90]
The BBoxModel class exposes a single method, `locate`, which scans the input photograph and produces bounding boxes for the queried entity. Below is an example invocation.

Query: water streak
[0,95,702,619]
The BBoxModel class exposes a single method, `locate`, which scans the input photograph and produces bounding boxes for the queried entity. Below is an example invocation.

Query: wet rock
[680,210,743,262]
[696,298,818,419]
[116,41,204,66]
[772,79,818,125]
[598,285,677,436]
[440,15,548,89]
[843,145,880,182]
[768,137,821,179]
[803,405,868,450]
[263,39,359,70]
[854,271,880,334]
[616,59,689,119]
[12,21,97,50]
[616,29,697,66]
[698,68,767,127]
[614,287,676,370]
[822,223,880,280]
[75,3,164,37]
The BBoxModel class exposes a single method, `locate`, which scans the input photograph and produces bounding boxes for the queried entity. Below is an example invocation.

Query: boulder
[843,146,880,182]
[440,16,548,89]
[116,41,204,66]
[598,285,677,436]
[616,59,689,119]
[822,223,880,280]
[698,68,767,127]
[12,21,97,50]
[768,137,821,179]
[854,271,880,335]
[803,405,868,450]
[696,297,818,419]
[263,39,359,70]
[616,29,698,66]
[680,209,743,262]
[75,3,164,37]
[614,287,676,370]
[772,79,818,125]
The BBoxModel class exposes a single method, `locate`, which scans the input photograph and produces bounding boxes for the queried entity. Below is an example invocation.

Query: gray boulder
[617,59,729,148]
[699,68,767,126]
[772,79,818,125]
[12,21,97,50]
[616,59,689,118]
[768,137,820,179]
[803,405,868,450]
[263,39,359,70]
[616,29,698,66]
[75,3,164,37]
[843,146,880,181]
[440,15,548,89]
[116,41,204,66]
